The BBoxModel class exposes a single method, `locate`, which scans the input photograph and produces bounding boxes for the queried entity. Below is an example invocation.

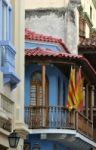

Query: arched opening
[30,71,48,106]
[30,71,48,128]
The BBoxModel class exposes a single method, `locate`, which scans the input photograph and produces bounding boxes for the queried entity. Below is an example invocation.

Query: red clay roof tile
[25,47,81,59]
[25,47,96,81]
[25,28,69,53]
[79,38,96,50]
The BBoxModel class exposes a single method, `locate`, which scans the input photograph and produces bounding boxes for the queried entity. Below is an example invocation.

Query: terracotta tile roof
[25,47,81,58]
[79,38,96,50]
[25,47,96,83]
[25,28,69,53]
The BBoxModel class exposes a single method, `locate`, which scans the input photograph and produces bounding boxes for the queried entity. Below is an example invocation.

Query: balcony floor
[28,129,96,150]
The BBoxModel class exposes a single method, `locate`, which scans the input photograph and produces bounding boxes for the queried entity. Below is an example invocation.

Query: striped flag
[66,66,76,110]
[75,68,84,111]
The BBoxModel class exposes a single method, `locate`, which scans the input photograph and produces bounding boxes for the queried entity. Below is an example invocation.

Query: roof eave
[25,54,96,84]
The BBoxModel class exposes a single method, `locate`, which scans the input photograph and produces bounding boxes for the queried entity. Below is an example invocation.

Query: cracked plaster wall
[25,7,78,54]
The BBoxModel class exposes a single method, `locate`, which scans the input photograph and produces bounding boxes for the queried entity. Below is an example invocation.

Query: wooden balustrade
[25,106,93,139]
[76,112,93,138]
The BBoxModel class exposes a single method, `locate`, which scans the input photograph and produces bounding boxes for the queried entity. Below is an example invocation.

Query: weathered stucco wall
[25,7,78,54]
[25,9,66,41]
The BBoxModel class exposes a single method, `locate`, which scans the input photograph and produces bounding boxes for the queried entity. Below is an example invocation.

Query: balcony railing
[25,106,93,139]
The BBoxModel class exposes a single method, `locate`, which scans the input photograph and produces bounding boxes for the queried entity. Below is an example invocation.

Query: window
[1,0,12,41]
[0,1,19,89]
[30,72,48,106]
[90,6,92,20]
[2,1,7,40]
[0,46,5,67]
[9,8,12,41]
[79,17,85,40]
[30,72,43,106]
[30,71,48,128]
[32,144,40,150]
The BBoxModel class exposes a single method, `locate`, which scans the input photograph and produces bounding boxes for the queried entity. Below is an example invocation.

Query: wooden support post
[91,85,95,108]
[42,64,46,106]
[42,64,46,126]
[90,86,94,122]
[90,85,94,139]
[85,84,89,118]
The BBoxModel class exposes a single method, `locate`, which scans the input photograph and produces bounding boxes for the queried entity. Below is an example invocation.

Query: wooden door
[30,81,43,106]
[30,72,48,128]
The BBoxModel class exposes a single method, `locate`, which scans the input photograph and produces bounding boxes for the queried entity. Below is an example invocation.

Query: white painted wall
[25,0,69,9]
[10,0,28,149]
[10,0,25,121]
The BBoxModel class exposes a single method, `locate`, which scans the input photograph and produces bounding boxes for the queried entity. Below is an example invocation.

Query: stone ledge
[15,122,29,139]
[0,108,8,124]
[4,73,20,90]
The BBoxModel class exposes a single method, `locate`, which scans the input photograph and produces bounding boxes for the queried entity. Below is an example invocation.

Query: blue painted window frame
[2,1,7,40]
[0,46,5,67]
[0,0,19,89]
[9,7,12,41]
[0,0,12,41]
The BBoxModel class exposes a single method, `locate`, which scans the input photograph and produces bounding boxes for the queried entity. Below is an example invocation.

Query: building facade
[79,0,96,42]
[0,0,28,149]
[24,0,96,150]
[24,28,96,150]
[78,0,96,143]
[25,0,80,54]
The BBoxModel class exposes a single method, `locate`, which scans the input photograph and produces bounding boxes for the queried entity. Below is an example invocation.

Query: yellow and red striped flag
[75,68,84,111]
[66,66,76,110]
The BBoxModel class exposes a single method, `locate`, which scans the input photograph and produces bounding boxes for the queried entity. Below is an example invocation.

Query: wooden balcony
[25,106,93,139]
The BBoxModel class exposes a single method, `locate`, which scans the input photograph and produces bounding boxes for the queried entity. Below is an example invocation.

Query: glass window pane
[2,2,7,40]
[32,72,42,81]
[0,46,5,67]
[9,9,12,41]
